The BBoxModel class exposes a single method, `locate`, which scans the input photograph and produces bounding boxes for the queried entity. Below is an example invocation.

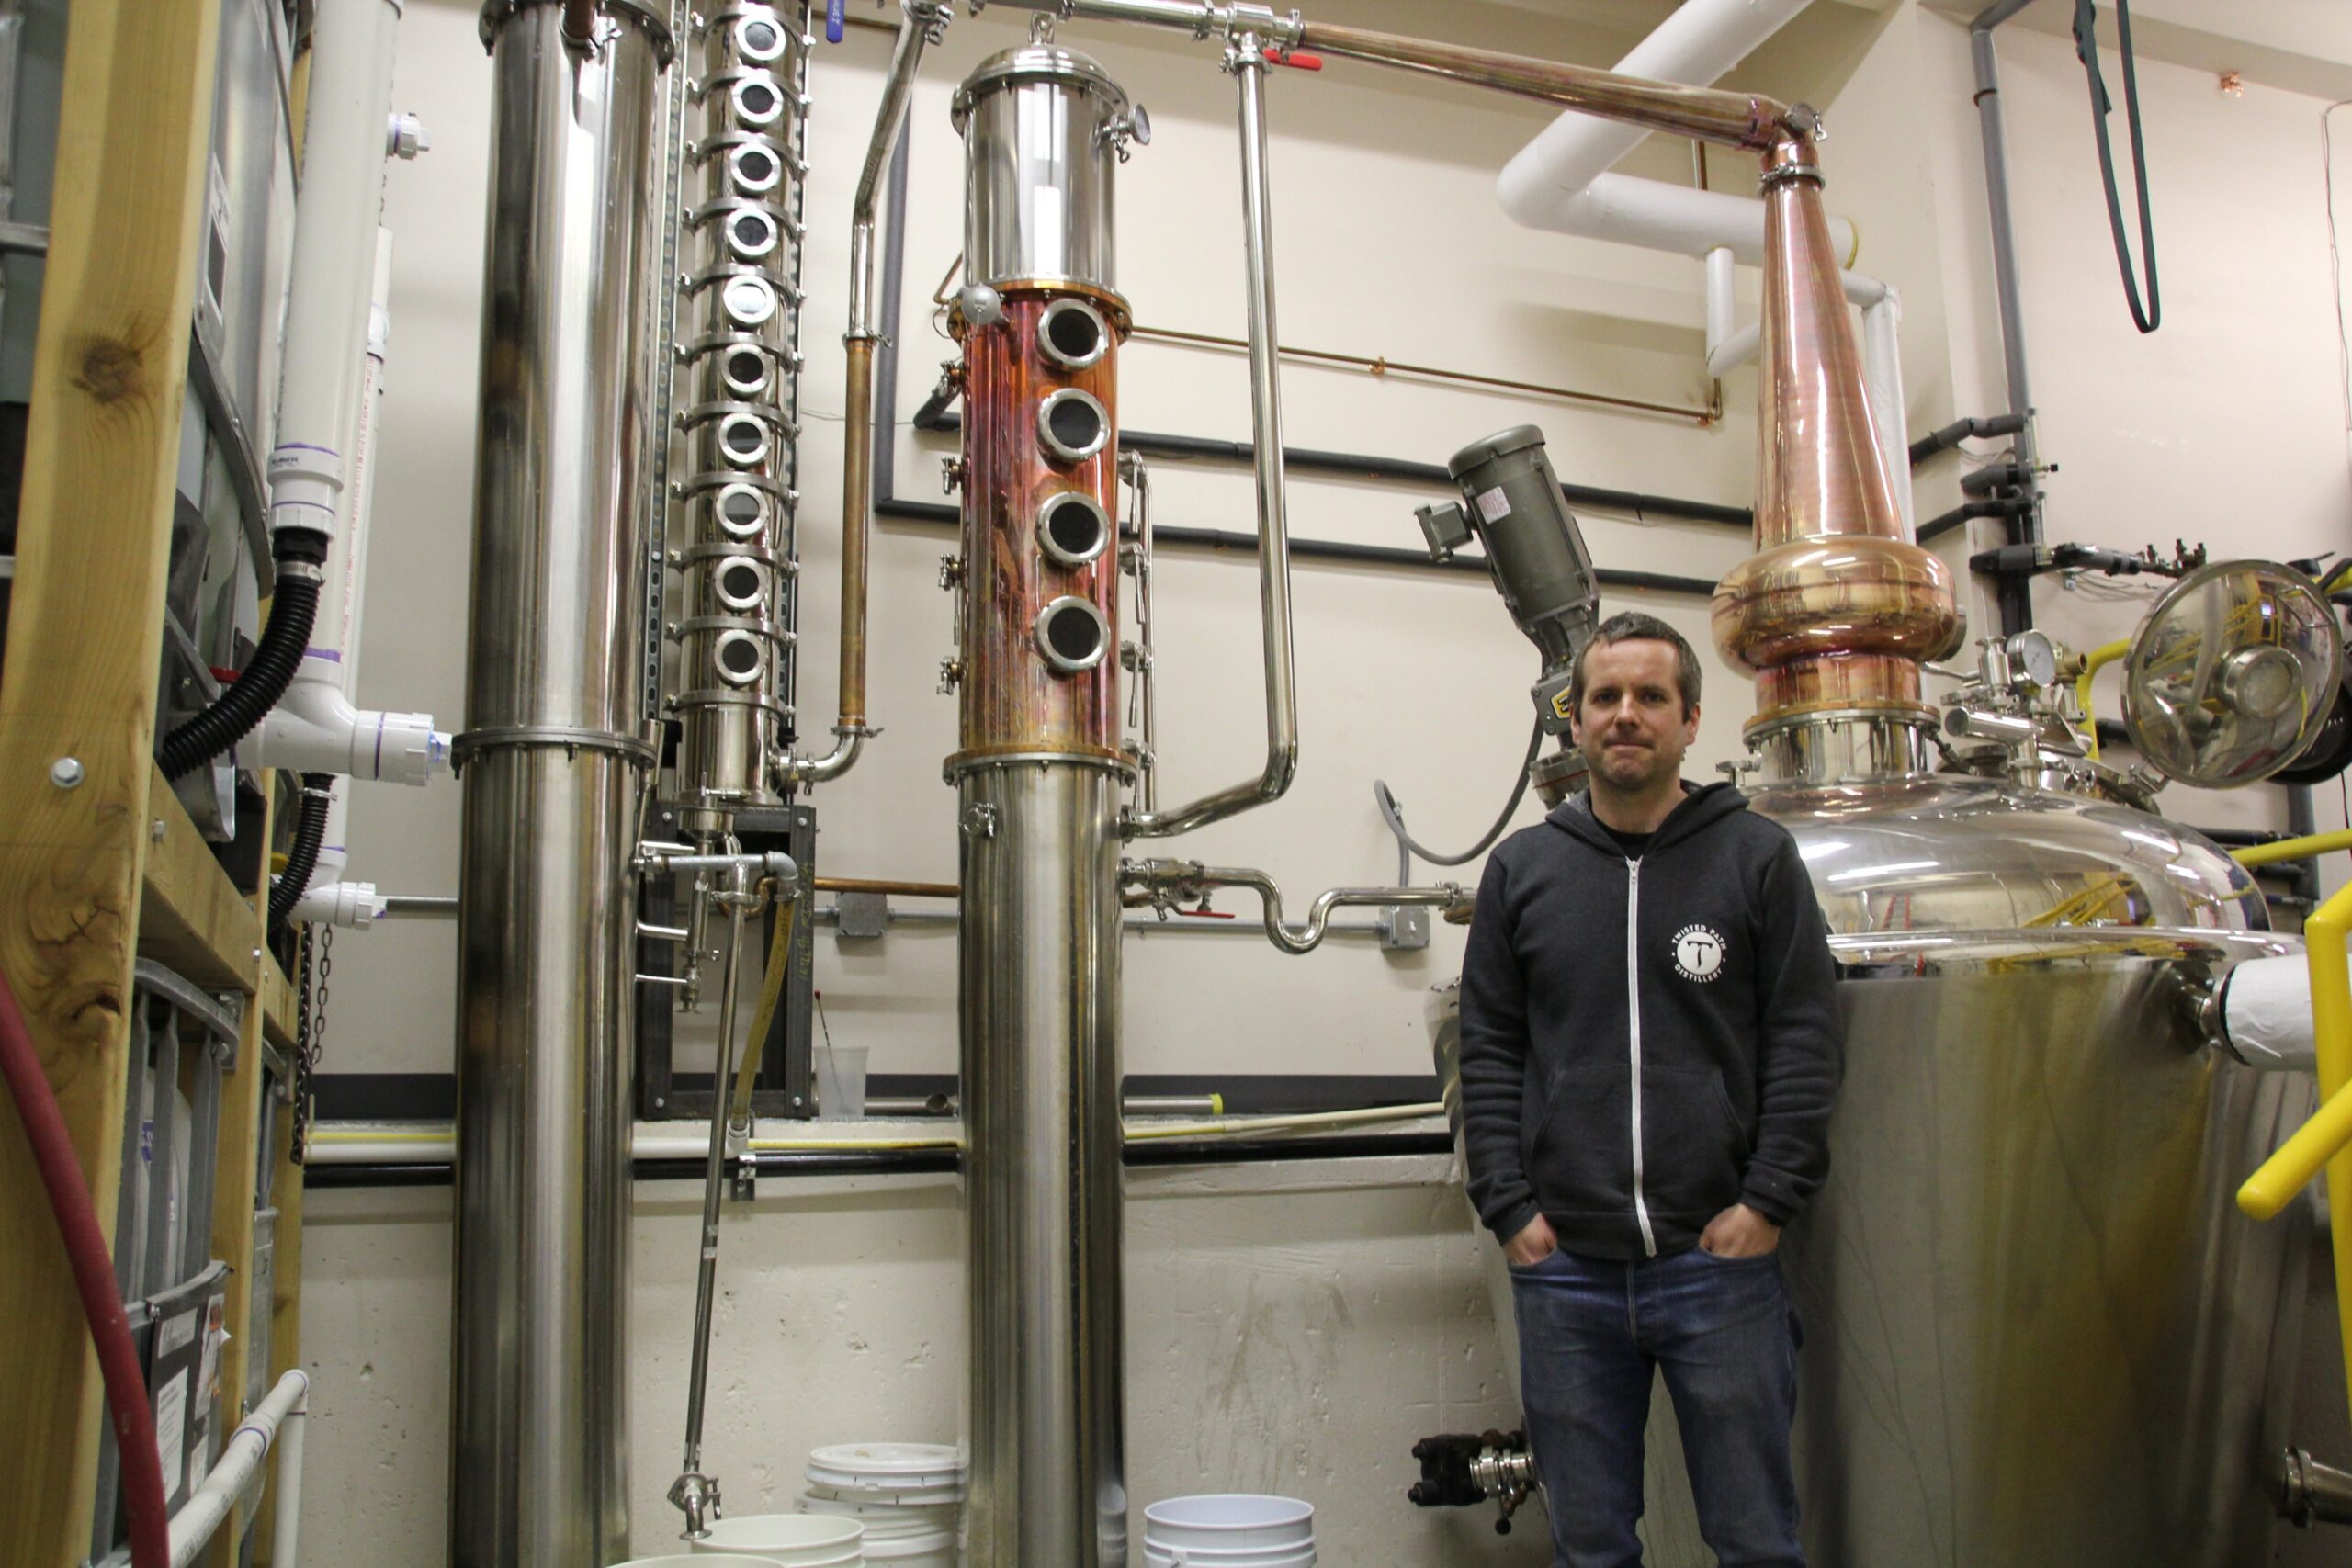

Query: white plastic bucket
[805,1443,966,1506]
[1142,1495,1315,1554]
[1144,1550,1315,1568]
[797,1493,957,1540]
[687,1513,864,1565]
[622,1556,791,1568]
[857,1526,956,1567]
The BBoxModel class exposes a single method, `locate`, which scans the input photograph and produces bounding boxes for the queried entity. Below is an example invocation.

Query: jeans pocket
[1507,1246,1566,1274]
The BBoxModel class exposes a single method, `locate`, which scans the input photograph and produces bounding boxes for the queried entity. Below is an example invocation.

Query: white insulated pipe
[239,0,447,785]
[1495,0,1852,263]
[94,1370,311,1568]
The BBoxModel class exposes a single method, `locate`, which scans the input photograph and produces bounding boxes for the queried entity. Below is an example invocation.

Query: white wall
[298,0,2352,1561]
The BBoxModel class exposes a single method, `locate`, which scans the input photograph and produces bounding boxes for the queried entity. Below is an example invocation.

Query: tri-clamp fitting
[669,1467,721,1539]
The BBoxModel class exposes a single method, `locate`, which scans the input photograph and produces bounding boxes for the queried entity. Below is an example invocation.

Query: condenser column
[449,5,668,1564]
[948,44,1139,1568]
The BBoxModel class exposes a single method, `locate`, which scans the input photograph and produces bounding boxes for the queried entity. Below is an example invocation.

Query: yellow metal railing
[2237,879,2352,1418]
[2234,829,2352,870]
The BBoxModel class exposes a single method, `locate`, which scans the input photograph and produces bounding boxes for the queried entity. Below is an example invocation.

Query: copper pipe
[816,875,960,900]
[1126,323,1713,425]
[561,0,597,46]
[1294,21,1805,152]
[1711,141,1961,728]
[838,336,874,729]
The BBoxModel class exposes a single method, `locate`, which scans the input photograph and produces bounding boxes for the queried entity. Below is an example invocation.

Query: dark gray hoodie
[1459,781,1841,1260]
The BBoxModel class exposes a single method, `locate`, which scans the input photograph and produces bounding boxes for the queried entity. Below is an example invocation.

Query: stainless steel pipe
[449,5,666,1563]
[1122,857,1468,954]
[1125,36,1296,838]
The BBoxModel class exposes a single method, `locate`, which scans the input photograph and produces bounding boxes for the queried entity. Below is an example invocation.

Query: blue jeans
[1510,1245,1804,1568]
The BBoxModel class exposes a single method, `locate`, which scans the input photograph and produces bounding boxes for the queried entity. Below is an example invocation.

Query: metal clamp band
[450,724,661,768]
[478,0,676,63]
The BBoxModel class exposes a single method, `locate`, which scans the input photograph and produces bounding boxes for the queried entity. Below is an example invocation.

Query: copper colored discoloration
[954,289,1122,762]
[1713,141,1962,730]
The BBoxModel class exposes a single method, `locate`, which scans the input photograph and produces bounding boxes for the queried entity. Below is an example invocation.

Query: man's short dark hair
[1568,611,1702,716]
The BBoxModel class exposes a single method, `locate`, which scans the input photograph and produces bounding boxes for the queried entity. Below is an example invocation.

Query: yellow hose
[2074,638,2132,761]
[1122,1101,1445,1141]
[729,892,797,1128]
[2233,829,2352,869]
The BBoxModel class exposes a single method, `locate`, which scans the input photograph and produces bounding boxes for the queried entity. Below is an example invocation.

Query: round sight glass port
[717,413,770,468]
[715,483,767,539]
[1034,595,1111,675]
[1036,388,1110,466]
[714,557,767,611]
[1036,491,1111,570]
[713,629,765,686]
[733,76,785,126]
[720,275,778,330]
[734,15,787,62]
[725,208,778,262]
[1036,298,1109,372]
[720,347,769,397]
[729,142,782,196]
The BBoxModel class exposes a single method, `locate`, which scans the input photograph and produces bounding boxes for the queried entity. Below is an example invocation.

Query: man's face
[1572,638,1700,793]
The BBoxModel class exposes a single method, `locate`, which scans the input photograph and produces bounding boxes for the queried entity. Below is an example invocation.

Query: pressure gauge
[2007,630,2059,691]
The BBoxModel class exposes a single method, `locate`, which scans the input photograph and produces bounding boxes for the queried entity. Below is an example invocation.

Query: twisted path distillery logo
[1672,924,1725,983]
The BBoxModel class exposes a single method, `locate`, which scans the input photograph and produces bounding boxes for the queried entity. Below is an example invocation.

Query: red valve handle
[1265,46,1323,70]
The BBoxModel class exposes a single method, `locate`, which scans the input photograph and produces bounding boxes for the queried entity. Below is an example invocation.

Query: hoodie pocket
[1521,1062,1632,1217]
[1639,1066,1746,1221]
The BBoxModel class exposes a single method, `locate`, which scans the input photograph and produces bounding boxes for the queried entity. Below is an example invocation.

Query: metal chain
[291,922,316,1163]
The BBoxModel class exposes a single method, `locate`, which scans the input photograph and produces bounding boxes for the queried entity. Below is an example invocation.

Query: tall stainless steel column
[948,45,1140,1568]
[450,5,668,1564]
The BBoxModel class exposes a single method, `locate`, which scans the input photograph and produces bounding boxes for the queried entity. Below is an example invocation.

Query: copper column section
[1711,139,1961,728]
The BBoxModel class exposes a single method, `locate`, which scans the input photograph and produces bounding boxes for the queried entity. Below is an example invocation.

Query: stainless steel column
[957,759,1126,1568]
[450,5,667,1564]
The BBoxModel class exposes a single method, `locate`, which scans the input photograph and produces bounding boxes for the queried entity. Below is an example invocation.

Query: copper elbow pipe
[1293,21,1805,152]
[560,0,598,46]
[1712,139,1961,728]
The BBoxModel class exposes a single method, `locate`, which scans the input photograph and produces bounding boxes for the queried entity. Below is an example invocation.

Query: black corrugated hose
[268,772,334,928]
[158,553,324,781]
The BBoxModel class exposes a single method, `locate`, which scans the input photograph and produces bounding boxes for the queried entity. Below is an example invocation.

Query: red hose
[0,966,172,1568]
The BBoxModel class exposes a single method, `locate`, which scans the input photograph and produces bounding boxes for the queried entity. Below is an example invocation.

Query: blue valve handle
[826,0,844,42]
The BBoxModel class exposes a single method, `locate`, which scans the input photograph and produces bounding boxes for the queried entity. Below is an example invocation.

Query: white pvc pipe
[1538,169,1854,267]
[1860,290,1916,535]
[1496,0,1854,263]
[94,1370,311,1568]
[240,0,447,785]
[1499,0,1811,208]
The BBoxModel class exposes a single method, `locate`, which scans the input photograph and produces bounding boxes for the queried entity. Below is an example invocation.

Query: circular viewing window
[1036,298,1109,372]
[1036,491,1111,570]
[735,15,786,62]
[718,413,770,468]
[720,275,778,330]
[1034,595,1111,675]
[726,208,778,262]
[720,346,769,398]
[734,76,784,126]
[715,483,767,539]
[1036,388,1109,466]
[729,141,782,196]
[715,557,767,612]
[713,629,765,685]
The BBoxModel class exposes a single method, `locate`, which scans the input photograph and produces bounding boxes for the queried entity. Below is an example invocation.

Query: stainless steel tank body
[449,4,667,1563]
[950,43,1134,1568]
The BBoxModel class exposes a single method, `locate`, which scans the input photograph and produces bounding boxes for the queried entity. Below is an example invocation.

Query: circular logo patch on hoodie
[1673,924,1725,983]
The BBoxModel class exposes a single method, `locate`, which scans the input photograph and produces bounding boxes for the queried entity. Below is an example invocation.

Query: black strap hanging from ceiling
[2074,0,2162,333]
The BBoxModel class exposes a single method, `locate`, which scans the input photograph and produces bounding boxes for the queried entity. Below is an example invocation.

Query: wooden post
[0,0,227,1561]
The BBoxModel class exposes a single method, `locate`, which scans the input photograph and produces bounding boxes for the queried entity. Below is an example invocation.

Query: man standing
[1458,611,1842,1568]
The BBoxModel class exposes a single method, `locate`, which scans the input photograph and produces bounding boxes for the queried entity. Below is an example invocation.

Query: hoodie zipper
[1625,857,1658,1257]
